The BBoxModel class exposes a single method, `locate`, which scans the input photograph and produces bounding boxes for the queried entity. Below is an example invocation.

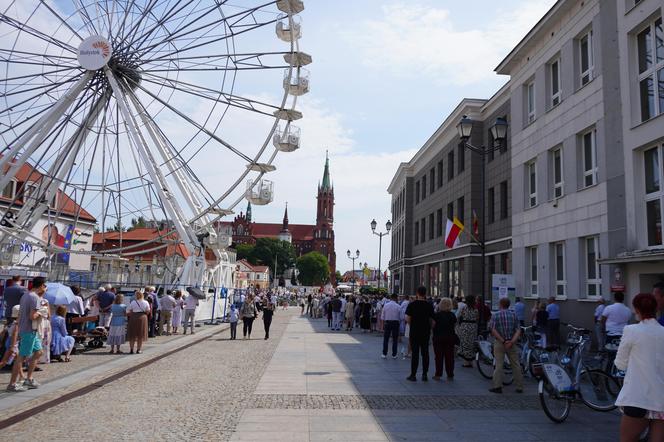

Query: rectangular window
[550,58,561,106]
[458,143,465,172]
[581,130,598,187]
[645,145,664,246]
[447,202,454,221]
[552,146,564,198]
[500,180,508,219]
[414,221,419,245]
[430,168,435,194]
[526,81,535,124]
[1,181,15,199]
[585,236,601,297]
[554,242,566,297]
[528,246,538,296]
[448,150,454,181]
[579,31,593,86]
[437,161,443,188]
[422,176,427,199]
[420,218,426,243]
[415,181,420,204]
[429,213,434,240]
[637,18,664,122]
[436,208,443,237]
[457,196,464,223]
[488,187,495,224]
[527,161,537,207]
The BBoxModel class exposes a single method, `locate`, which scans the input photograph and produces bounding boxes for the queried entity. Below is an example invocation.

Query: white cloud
[341,1,556,86]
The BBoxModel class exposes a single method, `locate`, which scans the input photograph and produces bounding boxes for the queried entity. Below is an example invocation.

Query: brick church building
[221,155,336,283]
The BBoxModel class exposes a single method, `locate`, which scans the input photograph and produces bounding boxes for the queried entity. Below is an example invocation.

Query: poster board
[491,274,515,310]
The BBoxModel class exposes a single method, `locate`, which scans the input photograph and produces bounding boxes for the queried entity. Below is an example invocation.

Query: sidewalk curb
[0,322,230,429]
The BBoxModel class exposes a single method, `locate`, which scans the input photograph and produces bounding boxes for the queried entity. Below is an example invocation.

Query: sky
[251,0,558,273]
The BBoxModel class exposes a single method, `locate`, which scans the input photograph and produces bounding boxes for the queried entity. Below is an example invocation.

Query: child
[3,305,26,392]
[229,304,239,340]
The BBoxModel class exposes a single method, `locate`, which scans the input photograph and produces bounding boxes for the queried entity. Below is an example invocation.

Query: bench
[69,315,106,349]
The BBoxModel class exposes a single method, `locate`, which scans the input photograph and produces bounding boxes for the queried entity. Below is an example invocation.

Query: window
[415,181,420,204]
[488,187,495,224]
[457,196,464,223]
[526,81,535,124]
[637,18,664,122]
[448,151,454,181]
[581,129,598,187]
[1,180,15,199]
[528,246,538,296]
[550,58,561,106]
[429,213,434,240]
[645,145,663,246]
[420,218,426,243]
[585,236,601,297]
[500,181,508,219]
[552,146,564,198]
[447,202,454,221]
[458,143,465,172]
[436,208,443,237]
[422,176,427,199]
[414,221,419,245]
[429,168,435,194]
[437,161,443,188]
[527,161,537,207]
[553,242,566,297]
[579,30,593,86]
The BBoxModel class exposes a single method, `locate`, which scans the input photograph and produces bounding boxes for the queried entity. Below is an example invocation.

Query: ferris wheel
[0,0,310,285]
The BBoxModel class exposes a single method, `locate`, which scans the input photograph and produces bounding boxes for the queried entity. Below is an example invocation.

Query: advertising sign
[491,274,515,309]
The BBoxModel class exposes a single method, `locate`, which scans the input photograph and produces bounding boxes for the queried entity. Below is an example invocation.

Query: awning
[598,249,664,265]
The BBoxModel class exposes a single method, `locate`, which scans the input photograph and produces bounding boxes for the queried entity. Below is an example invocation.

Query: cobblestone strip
[248,394,539,410]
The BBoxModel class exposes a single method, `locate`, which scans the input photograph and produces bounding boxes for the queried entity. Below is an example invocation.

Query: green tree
[235,243,255,262]
[296,252,330,286]
[335,270,343,282]
[251,238,295,275]
[130,216,147,229]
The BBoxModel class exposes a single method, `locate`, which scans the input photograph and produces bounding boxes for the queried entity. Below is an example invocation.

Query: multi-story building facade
[388,89,512,299]
[497,0,629,325]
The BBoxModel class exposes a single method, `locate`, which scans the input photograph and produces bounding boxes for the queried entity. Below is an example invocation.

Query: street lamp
[370,219,392,290]
[346,249,360,295]
[456,115,508,307]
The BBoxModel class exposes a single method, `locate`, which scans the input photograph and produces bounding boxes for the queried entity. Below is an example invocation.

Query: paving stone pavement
[1,309,621,441]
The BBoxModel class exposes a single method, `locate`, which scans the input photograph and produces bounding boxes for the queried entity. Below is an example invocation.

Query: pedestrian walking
[3,305,25,392]
[594,298,606,350]
[307,293,313,316]
[145,286,159,337]
[432,298,457,380]
[172,290,184,334]
[263,301,274,340]
[127,291,150,354]
[405,286,435,382]
[331,295,343,331]
[400,295,412,359]
[381,294,401,359]
[107,294,127,354]
[545,296,560,348]
[50,305,75,362]
[488,298,524,394]
[183,291,198,335]
[240,296,257,339]
[345,296,355,331]
[159,291,176,335]
[514,297,525,327]
[3,275,26,325]
[36,291,51,365]
[614,293,664,442]
[229,304,239,340]
[456,295,478,368]
[299,295,305,315]
[16,277,47,390]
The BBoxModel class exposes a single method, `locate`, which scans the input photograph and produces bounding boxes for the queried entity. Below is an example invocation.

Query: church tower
[278,203,292,243]
[314,152,336,283]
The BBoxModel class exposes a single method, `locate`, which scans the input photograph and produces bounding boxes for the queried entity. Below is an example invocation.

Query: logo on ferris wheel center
[78,36,112,71]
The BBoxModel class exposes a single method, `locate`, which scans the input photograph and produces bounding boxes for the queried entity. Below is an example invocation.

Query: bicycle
[536,324,621,423]
[475,331,514,385]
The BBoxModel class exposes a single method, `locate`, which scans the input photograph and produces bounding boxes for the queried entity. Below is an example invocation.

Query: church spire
[282,202,289,230]
[246,200,252,222]
[321,150,331,190]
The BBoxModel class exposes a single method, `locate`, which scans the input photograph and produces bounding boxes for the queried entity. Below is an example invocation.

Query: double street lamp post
[346,249,360,295]
[370,219,392,290]
[456,115,508,303]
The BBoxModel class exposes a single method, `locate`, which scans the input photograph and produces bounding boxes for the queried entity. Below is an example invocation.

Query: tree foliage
[335,270,343,282]
[235,243,255,262]
[130,216,147,229]
[239,238,295,276]
[296,252,330,286]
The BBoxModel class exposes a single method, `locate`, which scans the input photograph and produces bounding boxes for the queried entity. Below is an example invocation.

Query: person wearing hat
[2,305,26,391]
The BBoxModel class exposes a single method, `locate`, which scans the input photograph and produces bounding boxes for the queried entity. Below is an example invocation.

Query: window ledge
[578,182,599,192]
[524,296,540,300]
[554,296,567,301]
[526,203,539,210]
[578,297,603,303]
[575,76,596,93]
[631,112,664,130]
[545,101,562,114]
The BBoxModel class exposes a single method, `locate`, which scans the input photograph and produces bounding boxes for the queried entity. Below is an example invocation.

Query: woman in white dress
[171,290,184,334]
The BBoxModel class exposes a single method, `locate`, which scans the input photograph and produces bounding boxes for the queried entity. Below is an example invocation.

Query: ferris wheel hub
[78,36,113,71]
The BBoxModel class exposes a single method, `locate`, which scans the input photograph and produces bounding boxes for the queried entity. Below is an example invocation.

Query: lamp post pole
[371,219,392,290]
[457,116,508,307]
[347,249,360,295]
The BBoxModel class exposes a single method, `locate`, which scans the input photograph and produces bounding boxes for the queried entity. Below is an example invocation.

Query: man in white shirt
[381,294,402,359]
[183,294,199,335]
[601,292,632,339]
[159,291,176,335]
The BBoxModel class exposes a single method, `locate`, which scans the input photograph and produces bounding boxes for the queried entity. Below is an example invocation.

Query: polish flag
[445,217,464,248]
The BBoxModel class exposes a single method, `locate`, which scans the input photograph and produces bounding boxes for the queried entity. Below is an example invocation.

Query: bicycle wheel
[476,352,494,379]
[538,379,572,423]
[578,369,619,412]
